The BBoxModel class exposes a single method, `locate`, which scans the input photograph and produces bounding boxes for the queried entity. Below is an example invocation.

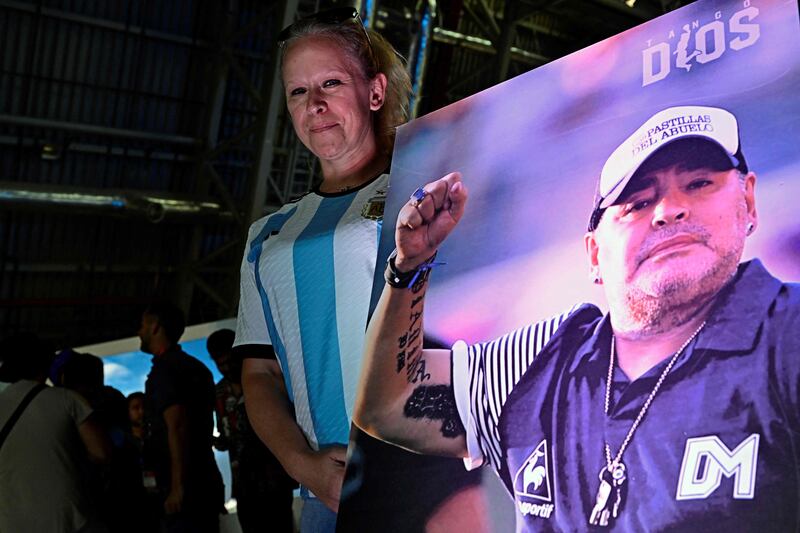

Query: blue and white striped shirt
[234,174,388,450]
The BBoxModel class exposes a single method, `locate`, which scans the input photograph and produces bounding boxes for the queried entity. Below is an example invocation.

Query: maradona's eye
[289,87,306,96]
[619,195,652,217]
[687,179,713,190]
[323,79,342,88]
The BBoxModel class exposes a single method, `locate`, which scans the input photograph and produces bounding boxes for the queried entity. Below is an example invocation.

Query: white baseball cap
[588,105,747,230]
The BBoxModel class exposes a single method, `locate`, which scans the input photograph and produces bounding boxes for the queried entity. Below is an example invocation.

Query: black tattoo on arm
[410,267,431,294]
[409,311,422,329]
[405,346,430,383]
[406,326,421,345]
[403,385,466,438]
[395,280,432,384]
[396,332,408,373]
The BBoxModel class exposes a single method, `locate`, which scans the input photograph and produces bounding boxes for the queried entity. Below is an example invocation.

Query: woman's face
[282,36,385,163]
[128,397,144,426]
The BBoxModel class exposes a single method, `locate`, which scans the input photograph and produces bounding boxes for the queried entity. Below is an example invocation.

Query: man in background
[139,301,224,533]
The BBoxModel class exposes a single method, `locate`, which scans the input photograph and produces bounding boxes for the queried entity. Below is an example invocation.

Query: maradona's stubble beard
[613,251,739,337]
[610,212,748,338]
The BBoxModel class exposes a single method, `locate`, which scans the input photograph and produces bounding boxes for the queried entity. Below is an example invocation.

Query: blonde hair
[280,20,411,155]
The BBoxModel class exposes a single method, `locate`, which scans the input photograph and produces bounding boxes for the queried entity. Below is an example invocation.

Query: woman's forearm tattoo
[403,385,466,438]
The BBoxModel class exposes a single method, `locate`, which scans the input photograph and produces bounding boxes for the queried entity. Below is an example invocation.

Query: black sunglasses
[277,6,371,46]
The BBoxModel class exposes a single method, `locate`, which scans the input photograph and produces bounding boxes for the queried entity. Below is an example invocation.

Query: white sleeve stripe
[465,306,578,472]
[475,353,502,469]
[470,352,488,464]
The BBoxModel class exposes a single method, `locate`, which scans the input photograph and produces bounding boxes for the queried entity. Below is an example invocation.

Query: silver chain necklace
[588,321,706,527]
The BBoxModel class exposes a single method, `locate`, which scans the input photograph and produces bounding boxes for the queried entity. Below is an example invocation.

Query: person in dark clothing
[127,391,145,444]
[0,333,110,532]
[208,328,296,533]
[125,390,163,532]
[60,352,161,533]
[139,301,224,533]
[61,351,104,404]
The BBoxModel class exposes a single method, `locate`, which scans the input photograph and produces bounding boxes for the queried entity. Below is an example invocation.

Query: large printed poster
[375,0,800,346]
[351,0,799,530]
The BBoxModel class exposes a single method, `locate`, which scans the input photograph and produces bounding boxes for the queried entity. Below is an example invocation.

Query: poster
[375,0,800,345]
[354,0,800,529]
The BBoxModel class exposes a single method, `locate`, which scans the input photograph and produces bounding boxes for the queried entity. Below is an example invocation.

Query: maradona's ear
[369,73,388,111]
[584,231,602,285]
[742,171,758,236]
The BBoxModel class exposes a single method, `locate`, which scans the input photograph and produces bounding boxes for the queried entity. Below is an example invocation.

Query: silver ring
[409,187,426,207]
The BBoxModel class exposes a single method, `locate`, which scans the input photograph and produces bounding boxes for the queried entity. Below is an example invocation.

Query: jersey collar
[694,259,782,353]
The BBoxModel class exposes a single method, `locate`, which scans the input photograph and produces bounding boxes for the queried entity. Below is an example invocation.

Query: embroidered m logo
[676,434,760,500]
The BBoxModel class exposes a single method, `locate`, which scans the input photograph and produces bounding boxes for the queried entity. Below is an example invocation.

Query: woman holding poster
[232,8,484,532]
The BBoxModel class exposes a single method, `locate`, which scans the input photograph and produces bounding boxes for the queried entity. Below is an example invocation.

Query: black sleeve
[233,343,276,360]
[148,361,180,414]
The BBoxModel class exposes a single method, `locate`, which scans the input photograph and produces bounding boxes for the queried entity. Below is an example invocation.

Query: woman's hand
[293,446,347,512]
[395,172,468,272]
[164,484,184,515]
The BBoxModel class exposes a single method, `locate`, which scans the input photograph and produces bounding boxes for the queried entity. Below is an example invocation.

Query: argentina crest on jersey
[361,188,386,220]
[513,438,555,520]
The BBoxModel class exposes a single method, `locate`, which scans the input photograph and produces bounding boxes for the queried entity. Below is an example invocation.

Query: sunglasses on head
[277,6,371,46]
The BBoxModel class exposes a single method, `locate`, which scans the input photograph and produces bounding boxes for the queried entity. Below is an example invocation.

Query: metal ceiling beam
[432,27,550,64]
[463,0,575,41]
[177,1,235,317]
[590,0,662,21]
[0,0,265,61]
[0,296,153,308]
[494,0,519,81]
[201,163,244,226]
[0,182,231,222]
[246,0,301,224]
[476,0,502,35]
[0,263,233,274]
[0,114,201,147]
[408,0,437,118]
[462,1,499,39]
[0,135,195,162]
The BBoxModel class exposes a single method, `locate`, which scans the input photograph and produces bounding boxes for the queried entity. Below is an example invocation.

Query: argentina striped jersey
[234,174,388,450]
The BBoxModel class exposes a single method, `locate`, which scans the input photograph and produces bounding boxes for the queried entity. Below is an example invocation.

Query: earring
[746,222,754,235]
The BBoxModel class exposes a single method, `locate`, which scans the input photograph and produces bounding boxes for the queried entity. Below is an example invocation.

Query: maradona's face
[586,164,757,324]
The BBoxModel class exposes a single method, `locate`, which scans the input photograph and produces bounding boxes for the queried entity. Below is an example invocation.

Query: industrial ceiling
[0,0,694,348]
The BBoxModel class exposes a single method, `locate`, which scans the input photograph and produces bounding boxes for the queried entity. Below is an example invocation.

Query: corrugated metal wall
[0,0,297,346]
[0,0,684,348]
